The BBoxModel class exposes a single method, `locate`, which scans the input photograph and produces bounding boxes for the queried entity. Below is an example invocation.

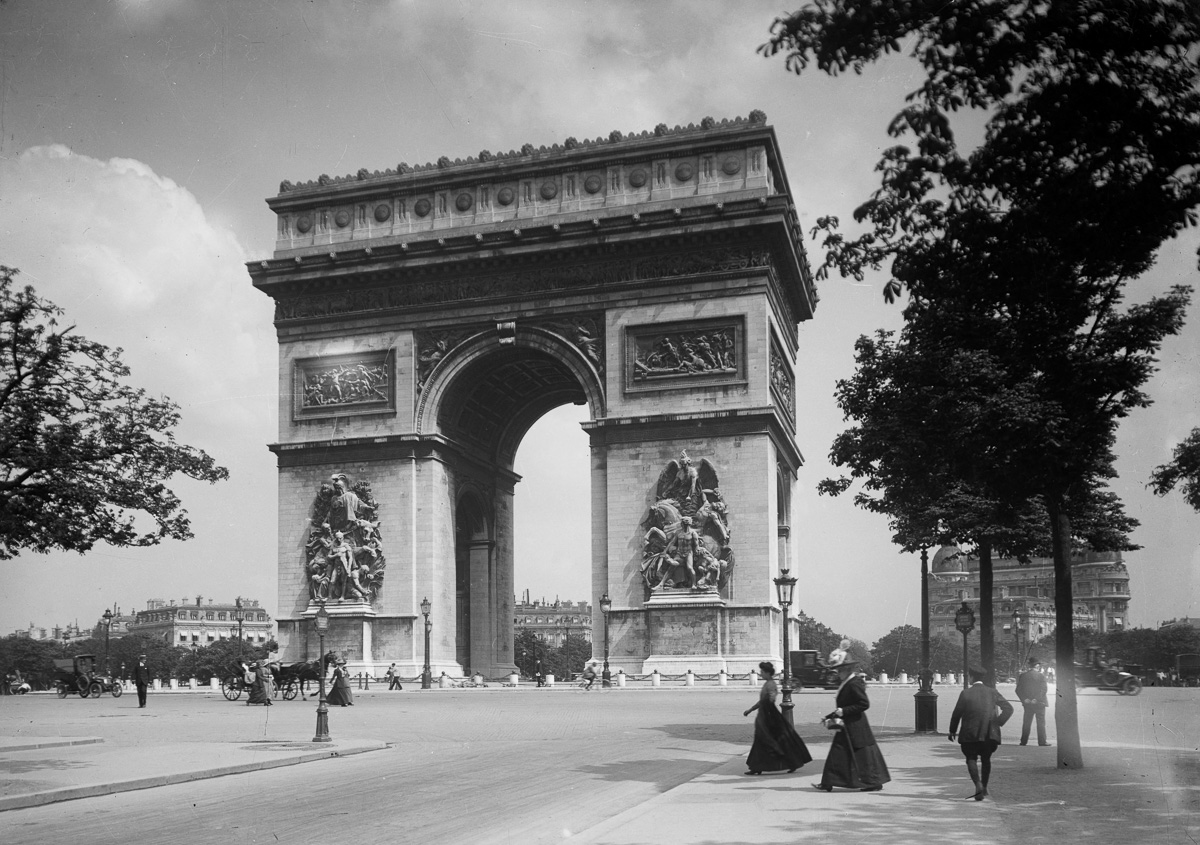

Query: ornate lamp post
[102,609,113,674]
[955,602,976,691]
[235,597,245,660]
[599,593,612,688]
[773,569,797,725]
[915,548,938,733]
[1012,608,1024,678]
[420,597,432,690]
[313,604,331,743]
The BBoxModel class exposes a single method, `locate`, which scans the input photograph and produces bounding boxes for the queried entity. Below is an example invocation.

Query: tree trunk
[978,539,995,685]
[1048,496,1083,768]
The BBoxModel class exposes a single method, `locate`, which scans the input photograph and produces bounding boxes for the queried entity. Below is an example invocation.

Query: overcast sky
[1,1,1197,647]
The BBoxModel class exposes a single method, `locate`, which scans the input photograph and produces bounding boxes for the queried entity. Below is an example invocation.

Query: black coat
[832,675,878,750]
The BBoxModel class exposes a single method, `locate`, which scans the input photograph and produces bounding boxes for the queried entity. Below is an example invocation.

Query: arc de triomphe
[249,112,816,678]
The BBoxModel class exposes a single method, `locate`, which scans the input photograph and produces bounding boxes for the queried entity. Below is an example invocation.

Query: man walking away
[949,667,1014,800]
[134,655,151,708]
[1016,657,1050,746]
[386,662,403,690]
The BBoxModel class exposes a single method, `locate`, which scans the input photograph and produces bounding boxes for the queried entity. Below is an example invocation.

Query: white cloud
[0,145,276,438]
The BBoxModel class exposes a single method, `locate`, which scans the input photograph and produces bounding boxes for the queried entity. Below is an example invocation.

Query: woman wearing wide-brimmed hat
[325,658,354,706]
[815,640,890,792]
[743,661,812,775]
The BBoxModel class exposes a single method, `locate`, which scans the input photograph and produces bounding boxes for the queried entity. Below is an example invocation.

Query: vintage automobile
[790,650,841,690]
[53,654,122,699]
[1075,646,1142,695]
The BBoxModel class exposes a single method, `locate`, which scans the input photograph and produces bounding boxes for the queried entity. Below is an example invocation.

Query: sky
[1,0,1197,647]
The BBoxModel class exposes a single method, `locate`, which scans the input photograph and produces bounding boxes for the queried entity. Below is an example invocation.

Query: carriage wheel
[110,683,123,698]
[221,677,242,701]
[1121,677,1142,696]
[283,679,299,701]
[1102,668,1121,687]
[87,681,104,699]
[57,683,69,699]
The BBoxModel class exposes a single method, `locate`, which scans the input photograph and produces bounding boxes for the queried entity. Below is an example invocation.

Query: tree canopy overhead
[763,0,1200,769]
[0,266,229,559]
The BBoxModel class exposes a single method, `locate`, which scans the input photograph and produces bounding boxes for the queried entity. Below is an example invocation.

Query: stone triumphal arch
[250,112,816,678]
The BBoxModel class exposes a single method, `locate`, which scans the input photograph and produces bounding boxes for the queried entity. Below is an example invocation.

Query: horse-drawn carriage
[220,654,334,702]
[53,654,123,699]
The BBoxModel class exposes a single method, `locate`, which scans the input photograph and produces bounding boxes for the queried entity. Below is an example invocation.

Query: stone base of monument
[645,590,726,607]
[614,601,779,676]
[303,600,377,617]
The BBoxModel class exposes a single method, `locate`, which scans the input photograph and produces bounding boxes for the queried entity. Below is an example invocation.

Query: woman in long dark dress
[325,660,354,706]
[743,661,812,775]
[246,661,272,706]
[817,644,890,792]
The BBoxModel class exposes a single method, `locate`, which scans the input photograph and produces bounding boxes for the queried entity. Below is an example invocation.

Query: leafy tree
[794,609,845,658]
[819,331,1138,685]
[174,638,274,684]
[514,628,552,678]
[871,625,923,678]
[1149,428,1200,511]
[843,638,874,676]
[0,266,230,559]
[762,0,1200,769]
[0,635,62,690]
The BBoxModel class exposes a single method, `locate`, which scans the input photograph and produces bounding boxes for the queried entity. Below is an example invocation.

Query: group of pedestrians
[743,644,1051,800]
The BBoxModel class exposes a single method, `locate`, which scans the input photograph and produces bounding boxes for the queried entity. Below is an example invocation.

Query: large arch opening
[513,404,591,606]
[421,329,603,675]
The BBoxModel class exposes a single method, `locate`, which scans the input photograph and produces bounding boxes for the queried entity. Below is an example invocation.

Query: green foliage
[0,635,63,690]
[0,266,230,559]
[1149,428,1200,512]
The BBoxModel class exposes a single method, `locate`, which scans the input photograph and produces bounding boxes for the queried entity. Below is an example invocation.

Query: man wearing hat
[1015,657,1050,746]
[949,668,1014,800]
[133,655,151,708]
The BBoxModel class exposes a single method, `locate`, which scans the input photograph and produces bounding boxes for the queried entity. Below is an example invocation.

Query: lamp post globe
[313,603,331,743]
[599,593,612,688]
[420,597,432,690]
[772,570,797,725]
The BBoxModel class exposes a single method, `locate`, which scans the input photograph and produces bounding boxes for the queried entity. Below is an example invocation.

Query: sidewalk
[0,733,387,812]
[568,731,1199,845]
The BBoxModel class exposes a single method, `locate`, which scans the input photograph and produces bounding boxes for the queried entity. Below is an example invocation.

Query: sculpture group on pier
[305,473,387,604]
[642,451,734,594]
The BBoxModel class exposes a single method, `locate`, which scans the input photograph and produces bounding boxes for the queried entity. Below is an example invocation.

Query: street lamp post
[420,597,432,690]
[235,597,245,659]
[773,569,797,726]
[102,609,113,675]
[955,602,976,691]
[1012,609,1024,678]
[599,593,612,688]
[313,603,331,743]
[915,548,938,733]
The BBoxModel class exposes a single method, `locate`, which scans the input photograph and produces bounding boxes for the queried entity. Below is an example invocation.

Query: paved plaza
[0,683,1195,844]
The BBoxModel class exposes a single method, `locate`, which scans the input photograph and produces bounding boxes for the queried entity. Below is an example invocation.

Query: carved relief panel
[293,350,395,421]
[625,317,744,392]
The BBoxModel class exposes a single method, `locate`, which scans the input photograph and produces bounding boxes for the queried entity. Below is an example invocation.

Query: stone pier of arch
[249,113,817,678]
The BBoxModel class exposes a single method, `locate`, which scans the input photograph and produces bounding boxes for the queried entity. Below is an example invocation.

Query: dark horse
[269,651,337,700]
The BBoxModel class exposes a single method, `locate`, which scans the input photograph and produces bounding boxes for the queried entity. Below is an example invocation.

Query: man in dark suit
[133,655,151,708]
[1015,657,1050,746]
[949,667,1014,800]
